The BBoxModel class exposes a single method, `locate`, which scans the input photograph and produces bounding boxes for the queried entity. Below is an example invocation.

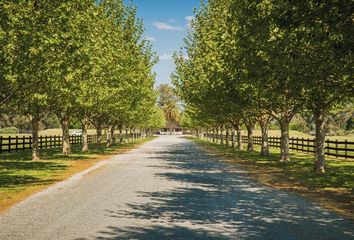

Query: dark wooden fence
[0,133,142,154]
[205,133,354,160]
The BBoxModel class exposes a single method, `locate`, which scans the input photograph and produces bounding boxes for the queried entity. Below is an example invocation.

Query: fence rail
[205,133,354,160]
[0,133,142,154]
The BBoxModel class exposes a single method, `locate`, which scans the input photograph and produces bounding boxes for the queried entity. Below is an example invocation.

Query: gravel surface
[0,136,353,240]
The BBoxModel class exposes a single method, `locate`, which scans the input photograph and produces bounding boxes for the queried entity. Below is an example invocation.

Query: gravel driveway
[0,136,353,240]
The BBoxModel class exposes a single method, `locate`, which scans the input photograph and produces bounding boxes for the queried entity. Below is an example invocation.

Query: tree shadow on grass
[199,141,354,190]
[0,141,145,191]
[0,141,142,162]
[0,160,66,189]
[0,142,120,162]
[0,173,57,188]
[84,141,354,240]
[1,148,89,162]
[0,160,66,171]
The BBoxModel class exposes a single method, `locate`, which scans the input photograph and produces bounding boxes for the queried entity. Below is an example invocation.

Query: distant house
[159,122,183,135]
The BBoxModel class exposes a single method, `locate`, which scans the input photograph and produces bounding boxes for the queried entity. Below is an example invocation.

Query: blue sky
[129,0,200,86]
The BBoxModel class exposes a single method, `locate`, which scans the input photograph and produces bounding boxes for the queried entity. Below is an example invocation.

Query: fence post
[8,137,11,152]
[307,138,310,152]
[336,139,338,156]
[326,139,329,155]
[0,136,2,154]
[290,137,292,150]
[344,140,348,159]
[29,136,32,150]
[16,136,19,152]
[23,136,26,151]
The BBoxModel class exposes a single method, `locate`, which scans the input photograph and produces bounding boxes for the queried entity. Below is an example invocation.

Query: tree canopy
[172,0,353,172]
[0,0,162,159]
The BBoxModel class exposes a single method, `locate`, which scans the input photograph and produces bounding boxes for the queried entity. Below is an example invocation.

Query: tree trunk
[314,110,327,173]
[220,127,224,145]
[119,127,123,144]
[31,117,40,160]
[225,129,229,146]
[212,128,216,142]
[235,123,243,150]
[106,125,113,147]
[96,126,103,147]
[61,115,71,155]
[81,115,89,152]
[246,124,254,152]
[125,129,129,142]
[279,118,291,162]
[259,116,271,157]
[231,129,235,148]
[111,125,115,145]
[260,124,269,157]
[216,128,219,143]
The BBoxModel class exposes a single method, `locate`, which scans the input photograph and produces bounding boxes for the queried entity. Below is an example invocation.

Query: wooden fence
[0,133,141,154]
[205,134,354,160]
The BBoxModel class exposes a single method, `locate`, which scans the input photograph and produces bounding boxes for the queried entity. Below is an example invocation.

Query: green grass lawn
[194,138,354,189]
[0,137,154,212]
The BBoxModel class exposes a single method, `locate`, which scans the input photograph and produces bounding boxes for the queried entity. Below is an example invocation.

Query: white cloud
[185,16,195,28]
[168,19,177,23]
[153,22,184,32]
[185,16,195,22]
[160,54,173,61]
[145,36,155,41]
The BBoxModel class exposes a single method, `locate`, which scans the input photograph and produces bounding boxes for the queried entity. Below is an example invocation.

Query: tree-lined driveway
[0,136,353,240]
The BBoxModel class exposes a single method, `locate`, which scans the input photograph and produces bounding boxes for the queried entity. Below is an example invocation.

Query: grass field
[0,137,154,213]
[192,137,354,219]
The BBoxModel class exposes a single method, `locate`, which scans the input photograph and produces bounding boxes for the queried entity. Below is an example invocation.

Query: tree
[1,1,68,160]
[279,0,354,172]
[47,0,94,155]
[158,84,180,133]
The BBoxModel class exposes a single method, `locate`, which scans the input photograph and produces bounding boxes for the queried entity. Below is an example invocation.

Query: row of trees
[0,0,165,160]
[173,0,353,172]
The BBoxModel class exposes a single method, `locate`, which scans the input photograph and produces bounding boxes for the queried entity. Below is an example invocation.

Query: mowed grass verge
[191,137,354,220]
[0,137,154,213]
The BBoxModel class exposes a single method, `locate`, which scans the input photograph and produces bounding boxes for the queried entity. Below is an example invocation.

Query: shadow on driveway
[87,141,354,240]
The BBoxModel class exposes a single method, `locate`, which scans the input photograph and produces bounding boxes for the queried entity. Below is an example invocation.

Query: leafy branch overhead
[0,0,164,159]
[172,0,353,173]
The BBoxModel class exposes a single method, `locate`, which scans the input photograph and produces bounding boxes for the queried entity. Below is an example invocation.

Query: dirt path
[0,136,353,239]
